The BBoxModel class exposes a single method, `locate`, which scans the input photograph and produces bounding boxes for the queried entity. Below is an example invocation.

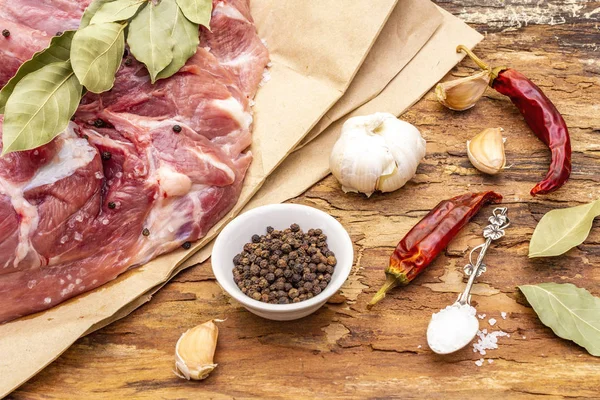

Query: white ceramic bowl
[212,204,353,321]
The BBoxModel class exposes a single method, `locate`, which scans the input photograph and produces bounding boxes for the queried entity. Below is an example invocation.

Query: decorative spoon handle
[456,207,510,305]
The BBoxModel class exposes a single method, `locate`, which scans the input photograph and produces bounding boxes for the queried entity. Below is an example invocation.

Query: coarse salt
[488,318,497,326]
[259,69,271,87]
[488,359,494,364]
[472,329,508,356]
[474,358,484,367]
[501,312,507,319]
[427,303,479,354]
[478,314,486,319]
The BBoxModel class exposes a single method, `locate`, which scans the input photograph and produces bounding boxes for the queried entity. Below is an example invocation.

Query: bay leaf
[175,0,212,28]
[520,283,600,356]
[155,0,199,81]
[81,0,116,28]
[71,22,126,93]
[127,1,174,83]
[2,61,82,155]
[0,31,74,113]
[529,200,600,258]
[90,0,147,24]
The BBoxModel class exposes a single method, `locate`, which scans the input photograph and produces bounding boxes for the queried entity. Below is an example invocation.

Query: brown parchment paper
[0,1,398,396]
[296,0,443,150]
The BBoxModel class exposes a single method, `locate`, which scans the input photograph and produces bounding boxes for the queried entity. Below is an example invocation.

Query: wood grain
[10,1,600,399]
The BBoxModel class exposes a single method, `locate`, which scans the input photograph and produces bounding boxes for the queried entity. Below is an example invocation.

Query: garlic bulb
[174,320,220,380]
[467,127,506,175]
[329,112,426,197]
[435,70,490,111]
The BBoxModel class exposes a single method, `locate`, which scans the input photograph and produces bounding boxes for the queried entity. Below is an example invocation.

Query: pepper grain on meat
[367,191,502,308]
[2,29,10,38]
[457,45,572,196]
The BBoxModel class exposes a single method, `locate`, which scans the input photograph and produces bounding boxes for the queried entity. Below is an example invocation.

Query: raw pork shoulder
[0,0,269,323]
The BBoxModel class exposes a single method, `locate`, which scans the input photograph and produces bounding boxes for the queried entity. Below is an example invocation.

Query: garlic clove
[174,320,219,380]
[435,70,490,111]
[467,127,506,175]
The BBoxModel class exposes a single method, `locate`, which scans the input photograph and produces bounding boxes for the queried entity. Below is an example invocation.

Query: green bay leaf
[520,283,600,356]
[90,0,147,24]
[2,61,82,155]
[155,0,199,81]
[0,31,75,114]
[71,22,126,93]
[529,200,600,258]
[81,0,116,28]
[175,0,212,28]
[127,1,175,83]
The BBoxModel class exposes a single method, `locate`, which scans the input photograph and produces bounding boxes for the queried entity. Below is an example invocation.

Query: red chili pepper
[458,45,572,196]
[367,191,502,308]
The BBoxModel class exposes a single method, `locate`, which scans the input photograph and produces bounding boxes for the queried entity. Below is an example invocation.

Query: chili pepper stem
[367,274,398,309]
[456,45,489,70]
[457,45,507,82]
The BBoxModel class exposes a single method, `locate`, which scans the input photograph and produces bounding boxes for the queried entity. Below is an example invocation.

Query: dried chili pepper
[457,45,572,196]
[367,191,502,308]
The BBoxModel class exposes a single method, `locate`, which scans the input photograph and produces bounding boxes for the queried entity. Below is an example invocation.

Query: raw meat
[0,0,268,323]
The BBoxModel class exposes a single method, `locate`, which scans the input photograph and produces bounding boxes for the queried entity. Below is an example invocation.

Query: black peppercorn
[93,118,105,128]
[233,225,336,304]
[101,151,112,161]
[172,124,182,133]
[181,241,191,249]
[108,201,116,209]
[2,29,9,38]
[124,58,133,66]
[56,31,63,36]
[142,228,150,236]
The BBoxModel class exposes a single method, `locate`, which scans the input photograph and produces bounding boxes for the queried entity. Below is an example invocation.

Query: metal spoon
[427,207,510,355]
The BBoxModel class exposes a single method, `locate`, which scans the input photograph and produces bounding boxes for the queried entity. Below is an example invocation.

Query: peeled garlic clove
[435,70,490,111]
[467,127,506,175]
[175,320,219,380]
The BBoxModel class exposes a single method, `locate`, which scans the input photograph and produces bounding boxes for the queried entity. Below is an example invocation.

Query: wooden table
[12,1,600,398]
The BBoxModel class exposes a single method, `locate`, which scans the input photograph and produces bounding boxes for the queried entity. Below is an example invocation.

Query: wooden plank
[11,1,600,398]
